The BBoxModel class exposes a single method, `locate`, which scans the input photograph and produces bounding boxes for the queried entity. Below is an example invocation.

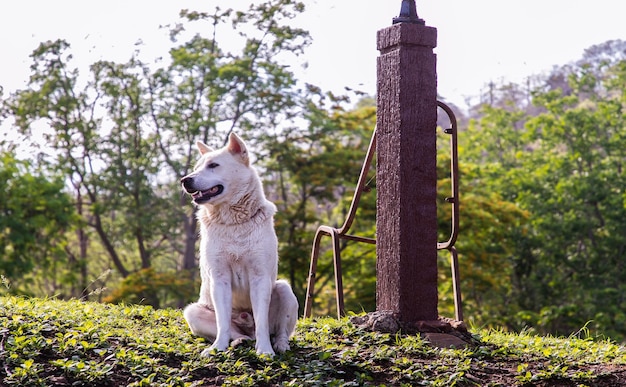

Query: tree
[515,72,626,338]
[1,0,312,307]
[6,40,150,291]
[261,91,377,314]
[0,152,76,295]
[147,1,310,282]
[463,43,626,339]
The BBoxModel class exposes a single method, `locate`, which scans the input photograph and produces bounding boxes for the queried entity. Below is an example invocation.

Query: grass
[1,296,626,386]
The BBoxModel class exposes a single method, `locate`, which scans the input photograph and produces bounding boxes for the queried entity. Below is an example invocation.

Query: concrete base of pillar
[350,311,477,349]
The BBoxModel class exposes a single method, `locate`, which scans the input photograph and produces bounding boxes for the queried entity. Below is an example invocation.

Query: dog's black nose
[181,176,194,191]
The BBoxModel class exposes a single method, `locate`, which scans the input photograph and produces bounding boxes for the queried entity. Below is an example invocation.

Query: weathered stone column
[376,3,438,322]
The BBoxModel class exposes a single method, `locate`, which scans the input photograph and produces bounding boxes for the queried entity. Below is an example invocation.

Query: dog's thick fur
[181,133,298,356]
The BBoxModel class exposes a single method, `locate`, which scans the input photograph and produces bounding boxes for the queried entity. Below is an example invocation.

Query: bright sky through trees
[1,0,626,110]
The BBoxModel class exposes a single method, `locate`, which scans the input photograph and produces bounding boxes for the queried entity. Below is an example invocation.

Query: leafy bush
[103,268,196,308]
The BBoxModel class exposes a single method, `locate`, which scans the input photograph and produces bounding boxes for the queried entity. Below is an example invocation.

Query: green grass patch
[1,296,625,386]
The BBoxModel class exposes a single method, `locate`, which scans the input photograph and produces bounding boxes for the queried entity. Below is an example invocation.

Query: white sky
[1,0,626,111]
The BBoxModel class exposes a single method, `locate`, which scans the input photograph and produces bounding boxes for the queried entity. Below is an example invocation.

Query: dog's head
[180,132,252,206]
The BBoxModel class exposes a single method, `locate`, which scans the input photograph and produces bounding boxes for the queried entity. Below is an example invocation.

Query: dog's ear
[227,133,249,166]
[196,141,214,155]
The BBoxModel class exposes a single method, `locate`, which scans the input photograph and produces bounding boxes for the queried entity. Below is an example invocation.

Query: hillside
[2,296,626,386]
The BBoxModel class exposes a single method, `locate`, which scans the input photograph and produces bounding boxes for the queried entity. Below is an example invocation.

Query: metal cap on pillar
[393,0,425,25]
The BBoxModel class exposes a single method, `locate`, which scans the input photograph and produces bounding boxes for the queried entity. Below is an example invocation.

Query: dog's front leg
[250,277,274,356]
[206,273,232,355]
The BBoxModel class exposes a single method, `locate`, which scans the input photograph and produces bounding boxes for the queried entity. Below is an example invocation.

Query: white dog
[181,132,298,356]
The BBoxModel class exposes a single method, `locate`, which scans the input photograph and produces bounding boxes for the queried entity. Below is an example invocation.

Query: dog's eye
[206,162,219,169]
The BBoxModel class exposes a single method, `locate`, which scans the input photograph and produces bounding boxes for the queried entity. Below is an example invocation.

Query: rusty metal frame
[304,101,462,321]
[436,100,462,321]
[304,128,377,319]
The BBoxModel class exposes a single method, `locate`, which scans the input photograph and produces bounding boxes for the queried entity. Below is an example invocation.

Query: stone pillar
[376,10,438,322]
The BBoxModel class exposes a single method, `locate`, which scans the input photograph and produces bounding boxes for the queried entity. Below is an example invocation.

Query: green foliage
[436,157,529,327]
[103,268,196,309]
[0,153,76,289]
[2,0,626,348]
[0,0,311,307]
[2,296,626,386]
[260,91,377,314]
[464,46,626,339]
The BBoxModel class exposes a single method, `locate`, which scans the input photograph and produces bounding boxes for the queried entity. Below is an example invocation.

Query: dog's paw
[200,347,217,357]
[231,336,253,348]
[255,345,275,357]
[202,339,229,357]
[272,337,290,353]
[201,344,226,357]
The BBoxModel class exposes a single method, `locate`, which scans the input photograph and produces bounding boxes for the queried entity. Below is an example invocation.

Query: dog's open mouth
[191,185,224,203]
